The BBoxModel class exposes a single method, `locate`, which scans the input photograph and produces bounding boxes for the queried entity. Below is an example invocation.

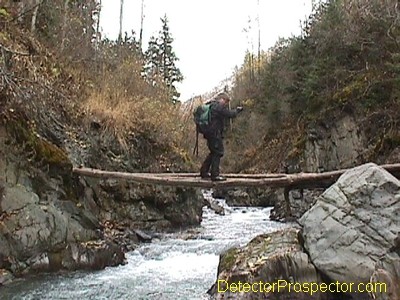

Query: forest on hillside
[225,0,400,173]
[1,0,192,172]
[1,0,399,174]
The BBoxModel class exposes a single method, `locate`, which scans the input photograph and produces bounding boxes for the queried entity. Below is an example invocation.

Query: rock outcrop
[210,163,400,300]
[271,111,400,219]
[208,228,329,300]
[303,115,366,173]
[300,163,400,282]
[0,183,125,276]
[0,117,204,285]
[299,163,400,298]
[270,188,325,222]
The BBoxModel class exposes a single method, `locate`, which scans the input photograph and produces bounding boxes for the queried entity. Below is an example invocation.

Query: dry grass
[82,59,185,151]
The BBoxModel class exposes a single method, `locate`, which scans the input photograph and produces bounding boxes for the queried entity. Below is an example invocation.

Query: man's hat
[216,92,230,101]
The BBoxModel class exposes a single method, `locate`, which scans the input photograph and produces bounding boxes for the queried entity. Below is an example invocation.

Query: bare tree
[30,0,41,33]
[243,17,255,82]
[257,0,261,75]
[95,0,102,48]
[139,0,145,50]
[60,0,70,50]
[118,0,124,42]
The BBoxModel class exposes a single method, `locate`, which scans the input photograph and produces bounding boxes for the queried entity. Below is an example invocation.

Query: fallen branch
[0,43,30,56]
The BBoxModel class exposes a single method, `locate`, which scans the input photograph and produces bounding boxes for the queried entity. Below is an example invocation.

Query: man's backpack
[192,102,213,156]
[193,103,212,134]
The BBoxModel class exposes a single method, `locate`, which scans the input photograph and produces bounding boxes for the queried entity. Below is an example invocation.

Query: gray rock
[0,185,68,260]
[213,187,277,207]
[1,184,38,211]
[299,163,400,286]
[228,189,251,205]
[59,240,125,270]
[0,269,14,286]
[209,228,329,300]
[304,115,365,172]
[0,183,109,276]
[134,229,152,242]
[270,188,325,222]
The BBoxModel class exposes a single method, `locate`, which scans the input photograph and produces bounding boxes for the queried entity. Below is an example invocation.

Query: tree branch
[0,43,30,56]
[8,0,45,24]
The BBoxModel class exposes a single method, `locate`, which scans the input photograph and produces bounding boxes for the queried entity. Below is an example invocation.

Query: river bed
[1,190,288,300]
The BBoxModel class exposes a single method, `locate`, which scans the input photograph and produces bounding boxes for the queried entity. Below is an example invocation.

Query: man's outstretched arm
[214,104,243,118]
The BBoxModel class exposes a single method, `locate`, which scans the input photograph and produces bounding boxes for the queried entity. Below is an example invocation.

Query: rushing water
[1,190,288,300]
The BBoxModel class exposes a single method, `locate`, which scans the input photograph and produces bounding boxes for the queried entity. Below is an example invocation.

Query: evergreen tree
[144,15,183,103]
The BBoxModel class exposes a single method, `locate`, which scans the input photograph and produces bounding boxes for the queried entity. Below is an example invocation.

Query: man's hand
[236,106,244,113]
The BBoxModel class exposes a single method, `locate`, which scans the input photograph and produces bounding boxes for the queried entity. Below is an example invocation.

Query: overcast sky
[100,0,314,101]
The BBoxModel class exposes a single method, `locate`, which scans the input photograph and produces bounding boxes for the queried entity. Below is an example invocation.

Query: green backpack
[193,102,213,155]
[193,103,212,134]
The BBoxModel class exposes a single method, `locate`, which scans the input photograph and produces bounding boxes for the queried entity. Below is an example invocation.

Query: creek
[1,190,288,300]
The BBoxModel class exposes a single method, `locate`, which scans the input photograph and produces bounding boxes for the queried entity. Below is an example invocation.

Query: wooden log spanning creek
[72,163,400,190]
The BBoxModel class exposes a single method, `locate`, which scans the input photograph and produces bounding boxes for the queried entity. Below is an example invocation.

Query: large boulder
[0,184,125,276]
[208,228,329,300]
[299,163,400,289]
[92,178,204,231]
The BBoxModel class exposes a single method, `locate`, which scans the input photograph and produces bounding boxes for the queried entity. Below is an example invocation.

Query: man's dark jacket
[206,101,239,138]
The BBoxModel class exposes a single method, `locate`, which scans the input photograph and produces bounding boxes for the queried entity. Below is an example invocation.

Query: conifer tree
[144,15,183,103]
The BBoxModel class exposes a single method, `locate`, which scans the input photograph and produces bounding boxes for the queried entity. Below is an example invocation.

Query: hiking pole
[193,126,199,156]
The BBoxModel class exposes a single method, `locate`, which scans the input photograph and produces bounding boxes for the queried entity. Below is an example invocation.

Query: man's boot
[211,176,226,182]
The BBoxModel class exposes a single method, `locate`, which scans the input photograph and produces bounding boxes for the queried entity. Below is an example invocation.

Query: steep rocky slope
[0,23,203,284]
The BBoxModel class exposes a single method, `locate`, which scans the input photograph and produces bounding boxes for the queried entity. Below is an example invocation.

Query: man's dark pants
[200,135,224,178]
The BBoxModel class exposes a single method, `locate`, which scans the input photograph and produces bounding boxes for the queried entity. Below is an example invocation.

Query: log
[149,173,288,179]
[72,163,400,189]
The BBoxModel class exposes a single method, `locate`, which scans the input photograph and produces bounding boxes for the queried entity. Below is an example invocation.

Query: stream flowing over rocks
[1,109,399,300]
[0,193,288,299]
[0,122,204,284]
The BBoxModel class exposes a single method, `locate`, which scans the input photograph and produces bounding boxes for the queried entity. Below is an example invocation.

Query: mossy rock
[0,8,10,18]
[5,114,72,172]
[218,247,239,274]
[33,137,71,169]
[383,132,400,148]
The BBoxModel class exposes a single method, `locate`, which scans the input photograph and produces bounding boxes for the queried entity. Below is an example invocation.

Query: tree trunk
[96,0,102,44]
[60,0,70,51]
[16,1,24,23]
[118,0,124,42]
[257,0,261,76]
[72,163,400,189]
[139,0,144,50]
[94,0,102,67]
[30,0,40,33]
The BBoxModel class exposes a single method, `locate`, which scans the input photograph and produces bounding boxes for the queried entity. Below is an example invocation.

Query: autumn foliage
[0,0,191,172]
[224,0,400,172]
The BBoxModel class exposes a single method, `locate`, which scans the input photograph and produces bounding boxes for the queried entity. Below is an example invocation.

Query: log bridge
[72,163,400,190]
